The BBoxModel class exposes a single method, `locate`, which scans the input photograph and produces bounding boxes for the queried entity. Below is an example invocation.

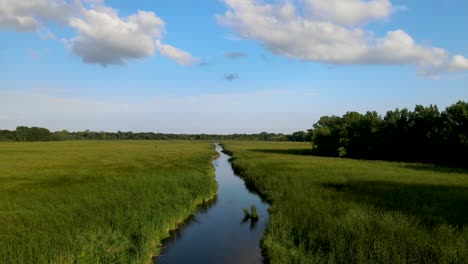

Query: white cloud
[66,9,164,65]
[304,0,393,25]
[155,40,199,65]
[448,55,468,73]
[66,5,196,66]
[0,0,196,66]
[217,0,468,75]
[0,13,38,31]
[0,0,76,31]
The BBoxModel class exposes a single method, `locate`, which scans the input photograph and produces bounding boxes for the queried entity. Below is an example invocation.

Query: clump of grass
[242,205,259,221]
[224,141,468,264]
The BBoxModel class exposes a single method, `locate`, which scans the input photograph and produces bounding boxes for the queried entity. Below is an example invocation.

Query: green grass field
[223,141,468,264]
[0,141,217,263]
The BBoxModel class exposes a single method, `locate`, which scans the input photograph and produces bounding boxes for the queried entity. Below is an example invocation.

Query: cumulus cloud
[217,0,468,75]
[0,0,196,66]
[448,55,468,72]
[66,8,164,65]
[225,51,248,59]
[304,0,394,25]
[0,0,76,31]
[65,3,197,65]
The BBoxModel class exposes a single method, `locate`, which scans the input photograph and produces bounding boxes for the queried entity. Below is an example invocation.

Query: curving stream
[156,144,269,264]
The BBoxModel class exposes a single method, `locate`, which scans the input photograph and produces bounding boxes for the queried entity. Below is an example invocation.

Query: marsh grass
[242,205,259,222]
[0,141,217,263]
[223,141,468,264]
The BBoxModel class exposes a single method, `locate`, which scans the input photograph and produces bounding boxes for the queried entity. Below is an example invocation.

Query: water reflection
[241,216,258,231]
[161,196,218,244]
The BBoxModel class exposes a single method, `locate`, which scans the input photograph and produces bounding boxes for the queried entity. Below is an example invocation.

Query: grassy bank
[0,141,217,263]
[223,141,468,264]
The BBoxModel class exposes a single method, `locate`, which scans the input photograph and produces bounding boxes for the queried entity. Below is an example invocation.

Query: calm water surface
[156,144,269,264]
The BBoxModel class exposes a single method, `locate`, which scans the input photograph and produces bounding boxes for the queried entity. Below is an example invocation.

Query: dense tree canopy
[0,128,309,143]
[310,101,468,167]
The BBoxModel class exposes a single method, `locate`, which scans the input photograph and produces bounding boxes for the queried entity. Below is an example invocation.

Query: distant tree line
[0,127,310,142]
[310,101,468,167]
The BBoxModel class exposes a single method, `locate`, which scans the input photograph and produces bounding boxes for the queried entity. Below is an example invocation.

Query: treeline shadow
[251,148,314,156]
[324,181,468,228]
[402,164,468,175]
[253,148,468,175]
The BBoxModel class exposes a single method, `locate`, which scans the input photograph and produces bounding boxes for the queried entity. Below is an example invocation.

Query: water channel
[156,144,269,264]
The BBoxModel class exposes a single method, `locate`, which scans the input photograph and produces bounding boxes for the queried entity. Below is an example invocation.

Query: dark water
[156,144,269,264]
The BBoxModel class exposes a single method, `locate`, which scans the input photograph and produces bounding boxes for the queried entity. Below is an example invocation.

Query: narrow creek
[156,144,270,263]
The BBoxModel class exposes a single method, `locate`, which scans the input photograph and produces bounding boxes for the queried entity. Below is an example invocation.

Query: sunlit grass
[0,141,217,263]
[223,141,468,264]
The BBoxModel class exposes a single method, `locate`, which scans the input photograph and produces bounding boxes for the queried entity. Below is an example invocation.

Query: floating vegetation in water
[242,205,259,222]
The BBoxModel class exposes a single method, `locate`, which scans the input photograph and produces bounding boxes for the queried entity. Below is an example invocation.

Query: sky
[0,0,467,134]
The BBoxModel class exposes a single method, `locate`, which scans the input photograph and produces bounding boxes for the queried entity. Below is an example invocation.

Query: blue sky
[0,0,467,133]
